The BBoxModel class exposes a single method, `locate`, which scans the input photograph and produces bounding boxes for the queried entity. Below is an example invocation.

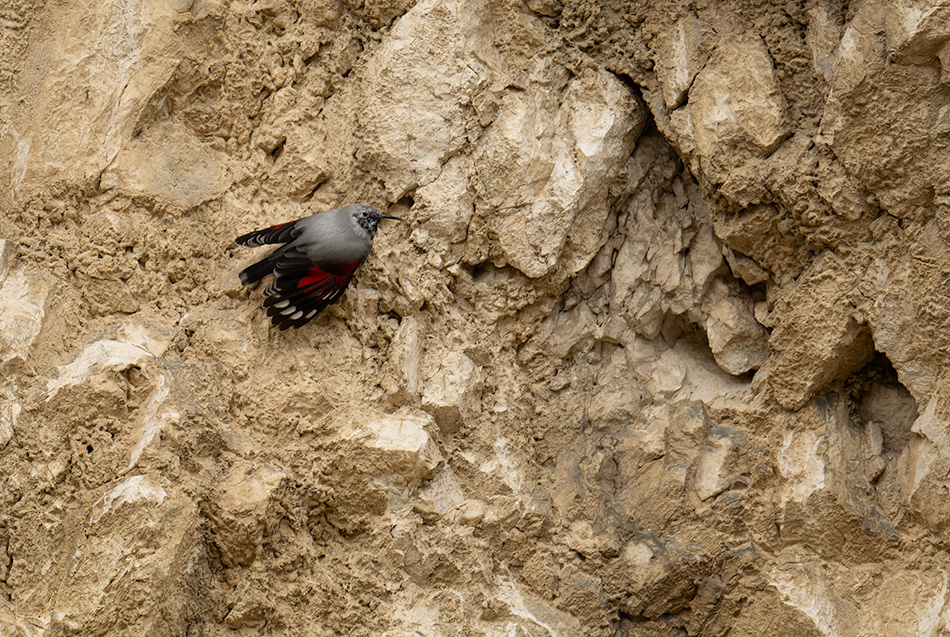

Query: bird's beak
[380,214,405,221]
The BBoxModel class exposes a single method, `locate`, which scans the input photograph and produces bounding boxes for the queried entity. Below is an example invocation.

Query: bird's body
[236,203,400,330]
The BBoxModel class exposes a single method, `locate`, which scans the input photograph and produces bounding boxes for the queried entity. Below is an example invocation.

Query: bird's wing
[239,245,285,286]
[235,219,303,247]
[261,256,364,330]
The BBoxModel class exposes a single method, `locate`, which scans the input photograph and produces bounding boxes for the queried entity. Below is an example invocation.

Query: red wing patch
[262,260,364,330]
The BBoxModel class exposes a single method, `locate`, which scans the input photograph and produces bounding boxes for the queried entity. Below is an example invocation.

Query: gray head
[349,204,404,236]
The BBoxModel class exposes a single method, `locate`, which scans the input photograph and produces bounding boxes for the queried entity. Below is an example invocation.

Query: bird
[235,203,403,330]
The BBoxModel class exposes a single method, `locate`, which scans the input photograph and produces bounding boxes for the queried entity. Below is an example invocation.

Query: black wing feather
[262,266,356,330]
[235,219,302,247]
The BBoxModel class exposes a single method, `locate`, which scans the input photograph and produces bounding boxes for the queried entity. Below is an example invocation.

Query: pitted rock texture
[0,0,948,635]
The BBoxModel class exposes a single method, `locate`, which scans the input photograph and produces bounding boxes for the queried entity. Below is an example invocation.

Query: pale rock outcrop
[691,426,743,501]
[411,155,475,254]
[885,1,950,80]
[704,289,769,375]
[477,67,645,277]
[806,1,845,84]
[0,396,15,450]
[101,122,233,212]
[0,238,12,283]
[670,33,791,190]
[777,430,827,505]
[389,315,425,398]
[336,407,444,485]
[770,555,950,637]
[420,349,479,435]
[821,2,950,219]
[46,338,156,398]
[16,475,202,635]
[587,347,642,427]
[0,268,47,367]
[0,0,190,201]
[652,14,717,110]
[358,0,499,201]
[607,137,769,378]
[206,462,287,567]
[899,397,950,530]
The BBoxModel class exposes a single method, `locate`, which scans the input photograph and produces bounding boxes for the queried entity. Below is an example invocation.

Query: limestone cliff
[0,0,947,634]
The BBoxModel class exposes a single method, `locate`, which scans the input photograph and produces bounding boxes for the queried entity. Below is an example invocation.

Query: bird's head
[351,204,404,236]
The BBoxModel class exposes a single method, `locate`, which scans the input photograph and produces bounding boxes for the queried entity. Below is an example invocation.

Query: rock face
[0,0,948,634]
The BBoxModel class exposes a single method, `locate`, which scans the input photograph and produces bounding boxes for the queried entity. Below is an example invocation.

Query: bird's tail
[239,250,281,286]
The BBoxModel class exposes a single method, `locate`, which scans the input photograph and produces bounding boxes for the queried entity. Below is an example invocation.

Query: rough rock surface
[0,0,948,634]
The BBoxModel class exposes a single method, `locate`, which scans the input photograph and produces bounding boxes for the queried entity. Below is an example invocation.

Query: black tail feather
[239,251,280,286]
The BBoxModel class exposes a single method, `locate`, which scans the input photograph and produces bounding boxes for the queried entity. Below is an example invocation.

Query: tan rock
[391,315,425,397]
[0,397,16,449]
[652,14,718,109]
[412,154,475,250]
[885,1,950,71]
[588,347,642,427]
[770,555,950,636]
[528,301,599,361]
[6,0,950,632]
[768,254,875,409]
[777,430,827,505]
[89,473,168,523]
[897,397,950,530]
[691,428,738,501]
[0,599,44,636]
[820,2,948,218]
[124,371,181,472]
[40,476,202,634]
[104,121,232,212]
[207,462,287,567]
[688,223,725,290]
[46,338,155,398]
[0,0,187,200]
[806,1,844,84]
